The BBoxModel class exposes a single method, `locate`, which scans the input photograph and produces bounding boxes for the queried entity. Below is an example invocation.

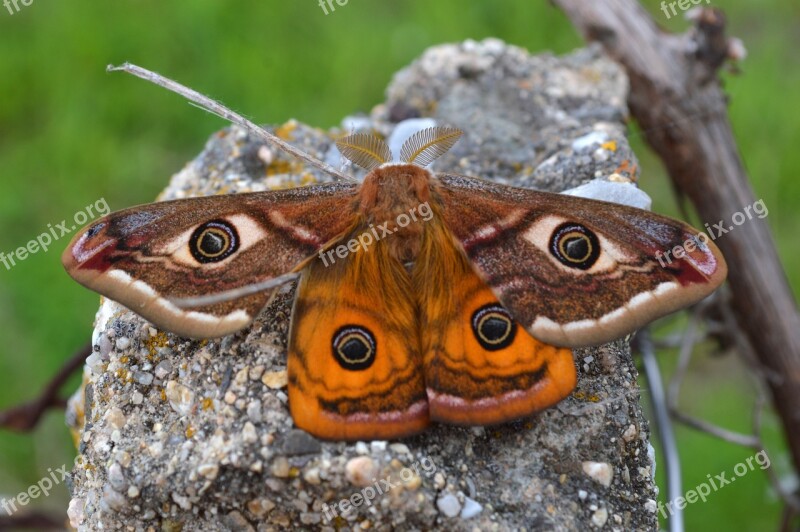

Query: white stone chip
[460,496,483,519]
[582,461,614,487]
[562,179,652,210]
[436,493,462,518]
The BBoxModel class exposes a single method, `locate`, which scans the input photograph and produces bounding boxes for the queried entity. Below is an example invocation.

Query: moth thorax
[358,165,432,217]
[358,165,434,263]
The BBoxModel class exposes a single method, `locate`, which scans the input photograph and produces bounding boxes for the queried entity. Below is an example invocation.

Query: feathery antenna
[335,132,392,171]
[400,126,463,167]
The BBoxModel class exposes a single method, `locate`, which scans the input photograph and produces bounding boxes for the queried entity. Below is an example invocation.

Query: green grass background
[0,0,797,528]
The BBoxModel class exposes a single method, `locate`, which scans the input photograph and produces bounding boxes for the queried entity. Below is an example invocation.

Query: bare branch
[555,0,800,508]
[0,343,90,432]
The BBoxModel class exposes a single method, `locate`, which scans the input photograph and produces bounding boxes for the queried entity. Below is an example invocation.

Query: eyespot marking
[471,304,517,351]
[549,223,600,270]
[190,220,239,263]
[332,325,376,371]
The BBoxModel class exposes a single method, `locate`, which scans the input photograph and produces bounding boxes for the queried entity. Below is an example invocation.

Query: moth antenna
[335,132,392,171]
[170,272,299,308]
[107,63,357,183]
[186,101,236,123]
[400,126,463,167]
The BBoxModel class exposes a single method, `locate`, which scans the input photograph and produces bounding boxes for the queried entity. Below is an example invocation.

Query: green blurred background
[0,1,797,528]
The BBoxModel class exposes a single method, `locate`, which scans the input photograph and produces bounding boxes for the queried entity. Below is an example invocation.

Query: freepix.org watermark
[657,450,771,519]
[317,0,349,15]
[318,201,434,267]
[322,456,437,522]
[660,0,711,20]
[3,0,34,15]
[655,198,768,268]
[0,198,109,271]
[1,465,69,516]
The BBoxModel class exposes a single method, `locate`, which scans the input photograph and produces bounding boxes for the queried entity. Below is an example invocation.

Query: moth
[63,64,727,441]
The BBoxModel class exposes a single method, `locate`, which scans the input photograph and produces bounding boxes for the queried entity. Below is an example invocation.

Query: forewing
[433,173,727,347]
[62,182,358,338]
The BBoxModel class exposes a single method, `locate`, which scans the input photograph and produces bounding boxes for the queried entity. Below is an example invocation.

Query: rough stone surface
[66,39,656,531]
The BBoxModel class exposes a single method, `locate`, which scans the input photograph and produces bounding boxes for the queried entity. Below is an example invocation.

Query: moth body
[356,164,434,263]
[63,109,727,440]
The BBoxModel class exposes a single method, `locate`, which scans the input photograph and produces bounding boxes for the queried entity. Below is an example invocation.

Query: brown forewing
[62,182,359,338]
[432,173,727,347]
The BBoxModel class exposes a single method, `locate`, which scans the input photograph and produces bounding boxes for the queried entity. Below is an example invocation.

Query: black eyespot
[549,222,600,270]
[189,220,239,263]
[471,304,517,351]
[332,326,376,371]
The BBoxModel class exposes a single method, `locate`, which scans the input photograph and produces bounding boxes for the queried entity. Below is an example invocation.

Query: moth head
[336,126,463,171]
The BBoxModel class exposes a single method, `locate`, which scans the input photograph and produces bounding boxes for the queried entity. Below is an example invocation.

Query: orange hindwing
[414,219,577,426]
[287,225,429,440]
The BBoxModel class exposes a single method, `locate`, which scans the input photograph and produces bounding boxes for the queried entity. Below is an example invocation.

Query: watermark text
[318,0,349,15]
[0,198,109,271]
[655,198,767,268]
[318,201,433,267]
[657,449,770,519]
[1,465,68,516]
[3,0,34,15]
[322,456,437,522]
[660,0,711,20]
